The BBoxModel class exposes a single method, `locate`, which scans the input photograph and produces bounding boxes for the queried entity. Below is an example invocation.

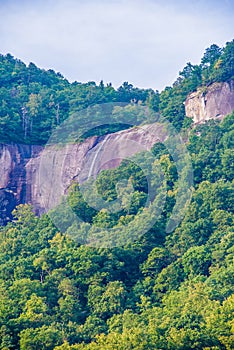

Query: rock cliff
[0,123,167,222]
[185,80,234,123]
[0,144,42,224]
[1,80,234,223]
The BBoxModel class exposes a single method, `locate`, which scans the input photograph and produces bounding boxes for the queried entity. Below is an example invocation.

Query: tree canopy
[0,40,233,349]
[0,40,233,143]
[0,111,233,349]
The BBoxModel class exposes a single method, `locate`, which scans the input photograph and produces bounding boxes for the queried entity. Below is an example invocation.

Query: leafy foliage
[0,41,234,349]
[0,40,233,145]
[0,112,233,349]
[0,54,157,144]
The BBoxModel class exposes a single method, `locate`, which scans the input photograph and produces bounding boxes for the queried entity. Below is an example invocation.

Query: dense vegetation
[0,40,233,144]
[0,111,233,349]
[0,40,233,349]
[0,55,157,144]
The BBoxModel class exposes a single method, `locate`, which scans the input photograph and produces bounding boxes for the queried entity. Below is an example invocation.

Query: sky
[0,0,233,91]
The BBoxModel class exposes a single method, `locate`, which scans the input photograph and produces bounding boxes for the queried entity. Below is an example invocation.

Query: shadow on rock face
[0,189,16,225]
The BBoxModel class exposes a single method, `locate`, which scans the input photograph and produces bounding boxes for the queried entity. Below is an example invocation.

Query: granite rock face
[185,80,234,123]
[30,123,167,215]
[1,80,234,223]
[0,123,167,221]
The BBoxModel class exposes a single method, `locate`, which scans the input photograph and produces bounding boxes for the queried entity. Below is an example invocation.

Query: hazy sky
[0,0,233,90]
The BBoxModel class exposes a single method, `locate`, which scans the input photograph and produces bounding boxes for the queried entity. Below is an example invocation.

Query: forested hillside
[0,40,233,143]
[0,111,233,349]
[0,40,233,350]
[0,54,156,144]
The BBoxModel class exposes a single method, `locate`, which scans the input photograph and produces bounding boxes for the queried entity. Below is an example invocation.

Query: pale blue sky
[0,0,233,90]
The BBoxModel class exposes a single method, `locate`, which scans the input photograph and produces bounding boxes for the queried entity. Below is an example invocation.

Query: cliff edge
[185,80,234,123]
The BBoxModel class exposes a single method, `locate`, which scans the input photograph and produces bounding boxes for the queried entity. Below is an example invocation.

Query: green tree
[19,325,62,350]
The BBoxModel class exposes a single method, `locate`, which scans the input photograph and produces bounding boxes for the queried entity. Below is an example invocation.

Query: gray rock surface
[185,80,234,123]
[0,123,166,220]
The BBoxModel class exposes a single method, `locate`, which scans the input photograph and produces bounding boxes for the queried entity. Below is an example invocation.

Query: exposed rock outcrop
[185,80,234,123]
[0,144,42,223]
[1,80,234,223]
[0,123,167,222]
